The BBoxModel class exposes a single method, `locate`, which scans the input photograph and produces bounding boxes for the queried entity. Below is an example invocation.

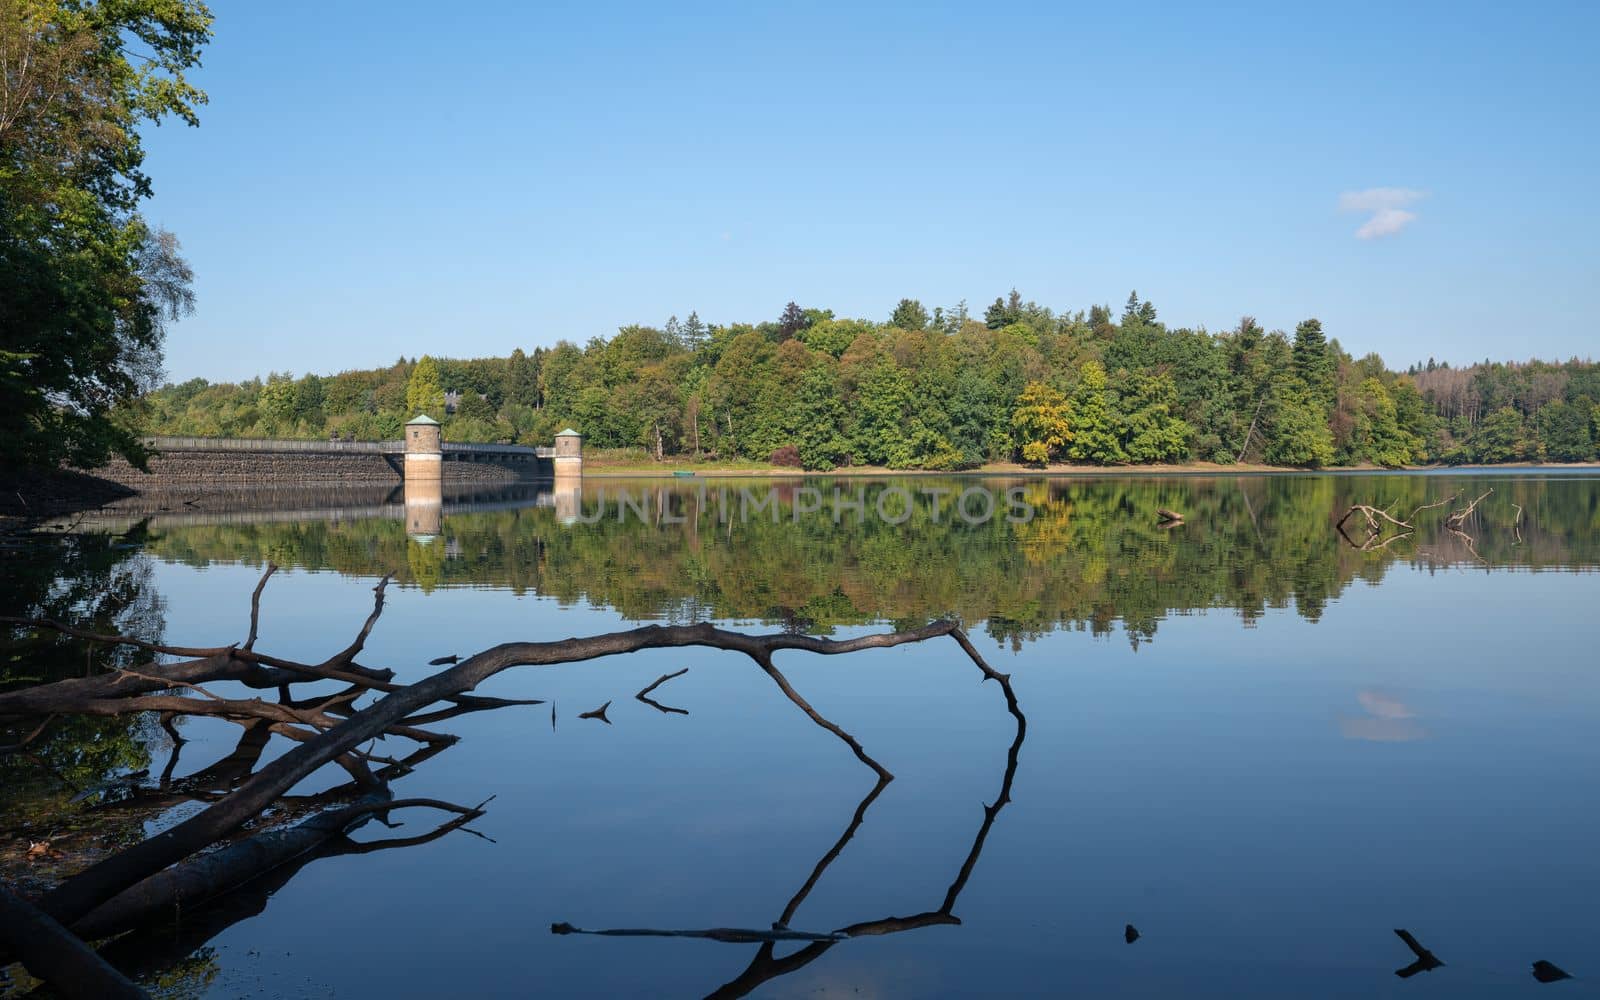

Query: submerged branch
[636,667,690,714]
[242,562,278,650]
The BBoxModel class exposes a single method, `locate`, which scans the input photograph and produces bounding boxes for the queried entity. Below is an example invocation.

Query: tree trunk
[0,885,147,999]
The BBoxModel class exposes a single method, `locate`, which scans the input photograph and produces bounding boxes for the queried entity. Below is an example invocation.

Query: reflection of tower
[554,480,580,525]
[404,475,443,541]
[404,414,442,484]
[552,429,582,525]
[553,428,582,480]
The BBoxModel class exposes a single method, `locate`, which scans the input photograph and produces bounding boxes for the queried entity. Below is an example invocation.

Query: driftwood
[0,565,993,996]
[1155,508,1184,524]
[1444,488,1492,529]
[636,667,690,715]
[1336,488,1509,561]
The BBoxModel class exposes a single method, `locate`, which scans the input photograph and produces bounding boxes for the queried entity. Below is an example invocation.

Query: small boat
[672,470,696,478]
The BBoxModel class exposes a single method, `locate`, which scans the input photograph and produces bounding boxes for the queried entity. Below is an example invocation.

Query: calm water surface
[4,473,1599,998]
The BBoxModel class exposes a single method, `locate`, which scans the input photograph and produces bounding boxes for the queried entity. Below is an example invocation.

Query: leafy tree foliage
[1066,361,1125,464]
[1011,381,1072,465]
[1117,371,1191,462]
[138,291,1600,470]
[2,0,211,470]
[405,355,446,417]
[1471,407,1530,463]
[1535,401,1592,462]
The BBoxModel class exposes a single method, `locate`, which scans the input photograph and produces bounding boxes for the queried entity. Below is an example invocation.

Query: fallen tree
[0,566,1003,996]
[1334,488,1503,558]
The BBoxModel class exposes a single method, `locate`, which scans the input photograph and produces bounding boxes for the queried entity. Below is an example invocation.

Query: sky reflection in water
[16,473,1600,997]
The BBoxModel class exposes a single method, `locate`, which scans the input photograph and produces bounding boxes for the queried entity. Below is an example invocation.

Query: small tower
[405,414,443,483]
[553,428,582,479]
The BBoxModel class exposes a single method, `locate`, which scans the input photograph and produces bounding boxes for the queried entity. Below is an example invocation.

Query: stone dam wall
[91,438,546,487]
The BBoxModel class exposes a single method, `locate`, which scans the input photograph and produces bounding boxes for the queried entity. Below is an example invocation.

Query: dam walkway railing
[143,436,554,458]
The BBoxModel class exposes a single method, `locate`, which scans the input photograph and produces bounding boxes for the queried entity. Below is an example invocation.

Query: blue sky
[140,1,1599,383]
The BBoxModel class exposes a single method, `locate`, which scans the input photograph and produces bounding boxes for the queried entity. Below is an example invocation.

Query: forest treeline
[140,293,1600,469]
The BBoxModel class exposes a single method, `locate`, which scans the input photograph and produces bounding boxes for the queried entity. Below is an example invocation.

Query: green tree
[794,365,850,470]
[985,289,1024,329]
[1117,371,1192,462]
[1346,377,1418,467]
[1535,401,1592,461]
[406,355,446,417]
[948,368,1006,465]
[850,360,916,467]
[1292,318,1336,404]
[1067,361,1125,464]
[680,311,708,352]
[1265,391,1336,467]
[258,373,299,429]
[889,298,930,331]
[1471,406,1528,463]
[1,0,212,470]
[502,348,540,408]
[798,317,873,358]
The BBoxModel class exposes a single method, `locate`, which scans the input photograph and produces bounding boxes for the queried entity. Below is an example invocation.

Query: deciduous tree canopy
[1,0,211,470]
[138,292,1599,469]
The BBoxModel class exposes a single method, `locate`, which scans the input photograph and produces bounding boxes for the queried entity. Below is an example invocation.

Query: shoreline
[584,459,1600,479]
[6,460,1598,530]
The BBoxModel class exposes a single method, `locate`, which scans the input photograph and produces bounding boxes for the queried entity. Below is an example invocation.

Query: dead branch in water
[1337,488,1511,561]
[636,667,690,714]
[1444,489,1493,529]
[1336,504,1413,535]
[0,564,992,995]
[1409,491,1461,521]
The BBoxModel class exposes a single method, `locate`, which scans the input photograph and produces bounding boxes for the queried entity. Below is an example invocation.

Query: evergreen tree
[890,298,931,331]
[681,311,707,352]
[1292,319,1336,404]
[776,301,809,341]
[1121,291,1143,327]
[984,288,1024,329]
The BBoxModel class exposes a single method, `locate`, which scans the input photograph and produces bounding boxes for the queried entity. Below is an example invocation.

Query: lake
[4,472,1598,998]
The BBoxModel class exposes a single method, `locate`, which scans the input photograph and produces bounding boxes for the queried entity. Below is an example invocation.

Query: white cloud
[1355,208,1418,240]
[1339,187,1427,239]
